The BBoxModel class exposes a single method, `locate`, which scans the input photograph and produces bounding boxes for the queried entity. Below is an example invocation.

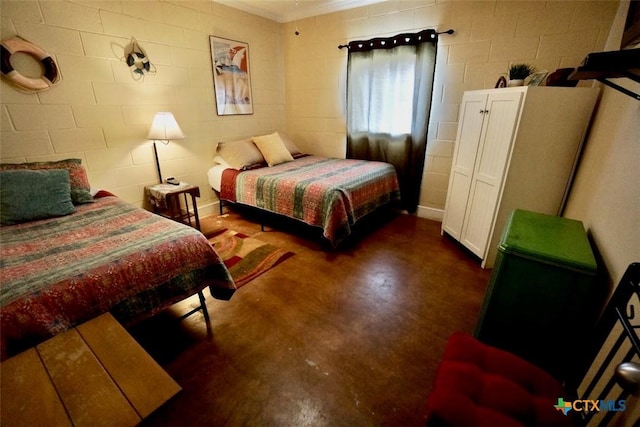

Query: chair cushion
[424,332,572,426]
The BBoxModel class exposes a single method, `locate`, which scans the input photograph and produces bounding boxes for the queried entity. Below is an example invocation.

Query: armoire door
[459,91,524,258]
[441,92,487,240]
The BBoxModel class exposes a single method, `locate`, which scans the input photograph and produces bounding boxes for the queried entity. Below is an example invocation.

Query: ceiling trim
[214,0,388,23]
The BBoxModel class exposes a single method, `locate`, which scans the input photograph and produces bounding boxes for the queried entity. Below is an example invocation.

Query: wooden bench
[1,313,181,426]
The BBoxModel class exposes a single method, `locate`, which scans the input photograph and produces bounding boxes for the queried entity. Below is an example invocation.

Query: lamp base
[153,141,163,183]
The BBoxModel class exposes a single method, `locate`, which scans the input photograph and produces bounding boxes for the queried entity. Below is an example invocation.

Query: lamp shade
[147,112,185,141]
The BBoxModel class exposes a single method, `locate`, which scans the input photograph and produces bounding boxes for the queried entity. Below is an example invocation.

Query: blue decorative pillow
[0,169,76,225]
[0,158,93,205]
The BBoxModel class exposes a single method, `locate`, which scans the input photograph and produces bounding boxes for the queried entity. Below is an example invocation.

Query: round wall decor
[125,39,155,81]
[495,76,507,88]
[0,36,60,92]
[127,50,150,76]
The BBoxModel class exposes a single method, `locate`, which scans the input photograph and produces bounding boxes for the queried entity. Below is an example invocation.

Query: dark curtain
[346,29,438,213]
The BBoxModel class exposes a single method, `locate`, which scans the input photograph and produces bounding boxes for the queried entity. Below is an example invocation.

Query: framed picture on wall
[209,36,253,115]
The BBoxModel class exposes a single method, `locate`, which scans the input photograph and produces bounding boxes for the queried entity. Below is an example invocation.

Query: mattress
[207,164,228,192]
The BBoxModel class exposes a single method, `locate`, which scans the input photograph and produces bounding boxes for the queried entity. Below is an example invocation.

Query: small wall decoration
[209,36,253,115]
[124,38,155,82]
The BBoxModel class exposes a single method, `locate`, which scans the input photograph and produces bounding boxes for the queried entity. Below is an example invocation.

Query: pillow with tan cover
[252,133,294,167]
[216,138,265,170]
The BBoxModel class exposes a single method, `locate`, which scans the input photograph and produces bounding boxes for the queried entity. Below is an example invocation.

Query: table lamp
[147,112,184,183]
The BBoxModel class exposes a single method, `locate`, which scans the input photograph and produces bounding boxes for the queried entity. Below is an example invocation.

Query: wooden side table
[146,182,201,230]
[0,313,181,427]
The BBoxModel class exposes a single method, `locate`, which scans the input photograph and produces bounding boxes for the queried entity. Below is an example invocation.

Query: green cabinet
[474,209,600,380]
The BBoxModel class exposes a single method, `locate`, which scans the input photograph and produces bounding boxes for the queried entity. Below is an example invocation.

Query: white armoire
[441,86,599,268]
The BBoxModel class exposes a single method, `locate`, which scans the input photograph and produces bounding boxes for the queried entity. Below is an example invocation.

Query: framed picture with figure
[209,36,253,115]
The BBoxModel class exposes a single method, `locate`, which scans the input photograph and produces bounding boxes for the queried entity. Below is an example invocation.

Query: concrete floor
[133,207,491,426]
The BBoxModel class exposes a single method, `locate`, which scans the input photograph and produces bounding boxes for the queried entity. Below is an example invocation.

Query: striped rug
[207,230,294,288]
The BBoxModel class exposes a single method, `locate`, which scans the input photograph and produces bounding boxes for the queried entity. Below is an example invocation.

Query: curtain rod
[338,29,454,50]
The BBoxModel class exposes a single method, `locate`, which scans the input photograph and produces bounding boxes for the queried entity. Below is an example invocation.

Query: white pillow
[213,155,231,168]
[252,133,294,167]
[216,138,265,170]
[277,131,302,155]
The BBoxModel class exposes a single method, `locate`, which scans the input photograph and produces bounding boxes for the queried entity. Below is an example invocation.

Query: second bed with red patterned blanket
[0,195,236,360]
[218,156,401,246]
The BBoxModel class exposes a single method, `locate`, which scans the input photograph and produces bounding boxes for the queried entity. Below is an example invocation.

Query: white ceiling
[214,0,388,23]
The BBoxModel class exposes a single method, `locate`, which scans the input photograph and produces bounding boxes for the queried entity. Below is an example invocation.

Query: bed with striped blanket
[0,195,235,360]
[217,155,401,246]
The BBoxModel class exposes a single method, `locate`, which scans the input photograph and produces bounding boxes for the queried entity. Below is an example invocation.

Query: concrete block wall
[282,0,618,220]
[0,0,621,220]
[0,0,285,213]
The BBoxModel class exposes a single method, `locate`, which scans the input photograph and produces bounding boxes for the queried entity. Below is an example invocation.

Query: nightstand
[145,182,201,230]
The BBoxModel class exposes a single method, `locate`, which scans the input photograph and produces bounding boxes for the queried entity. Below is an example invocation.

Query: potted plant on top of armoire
[508,63,536,86]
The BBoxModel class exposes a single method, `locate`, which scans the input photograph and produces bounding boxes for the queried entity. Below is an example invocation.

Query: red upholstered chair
[423,332,573,427]
[424,264,640,427]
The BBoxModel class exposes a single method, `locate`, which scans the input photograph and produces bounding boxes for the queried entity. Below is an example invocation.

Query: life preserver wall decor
[0,36,60,92]
[127,50,150,76]
[125,39,155,81]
